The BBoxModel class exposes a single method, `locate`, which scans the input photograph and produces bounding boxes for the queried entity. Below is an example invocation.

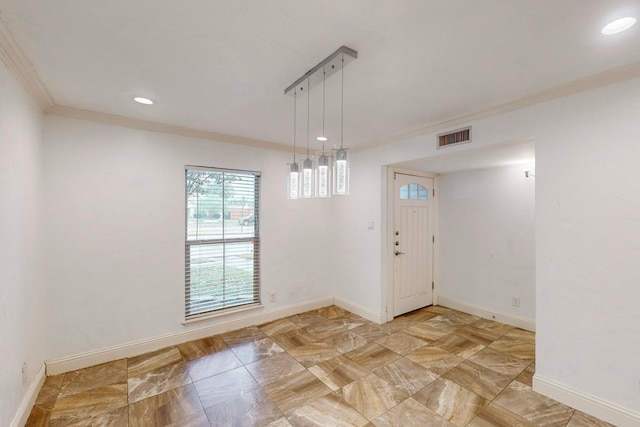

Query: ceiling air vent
[438,126,471,148]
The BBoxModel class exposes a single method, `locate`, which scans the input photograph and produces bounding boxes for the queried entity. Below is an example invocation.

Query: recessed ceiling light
[133,96,154,105]
[601,17,637,35]
[316,136,328,142]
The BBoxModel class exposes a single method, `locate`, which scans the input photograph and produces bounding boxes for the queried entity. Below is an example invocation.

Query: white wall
[0,61,45,425]
[42,116,336,361]
[340,77,640,421]
[438,164,536,322]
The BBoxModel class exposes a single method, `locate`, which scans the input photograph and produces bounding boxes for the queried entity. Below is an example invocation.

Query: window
[399,183,428,200]
[185,167,260,319]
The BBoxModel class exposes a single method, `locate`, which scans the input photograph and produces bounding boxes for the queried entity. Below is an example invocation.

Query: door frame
[383,167,439,322]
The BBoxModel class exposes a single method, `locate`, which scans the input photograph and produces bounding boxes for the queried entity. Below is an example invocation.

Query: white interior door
[393,173,434,316]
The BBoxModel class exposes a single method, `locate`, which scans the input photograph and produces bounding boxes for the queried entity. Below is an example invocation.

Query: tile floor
[26,305,614,426]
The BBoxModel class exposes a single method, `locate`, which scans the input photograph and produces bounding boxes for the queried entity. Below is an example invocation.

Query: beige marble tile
[127,361,191,403]
[303,319,345,339]
[332,313,371,330]
[443,360,512,400]
[566,410,616,427]
[230,336,285,364]
[205,387,283,427]
[259,318,300,336]
[439,310,480,325]
[413,378,487,427]
[373,357,439,396]
[493,381,574,426]
[322,330,368,353]
[371,397,455,427]
[193,366,260,409]
[375,332,427,355]
[287,341,341,368]
[245,352,306,386]
[467,402,537,427]
[515,362,535,387]
[454,325,504,345]
[63,406,128,427]
[398,308,440,323]
[185,347,243,382]
[266,417,294,426]
[128,347,182,378]
[423,305,454,314]
[308,355,369,392]
[177,335,227,361]
[379,317,413,334]
[265,370,332,417]
[467,348,531,378]
[345,342,401,371]
[316,305,349,319]
[351,323,391,341]
[433,333,486,358]
[25,405,51,427]
[60,359,127,398]
[34,374,64,410]
[128,384,204,427]
[288,393,369,427]
[504,328,535,344]
[470,318,515,337]
[221,325,268,347]
[405,346,464,375]
[272,328,320,351]
[50,383,128,427]
[342,373,408,420]
[404,323,455,341]
[289,312,329,328]
[488,336,535,360]
[164,411,210,427]
[425,314,468,329]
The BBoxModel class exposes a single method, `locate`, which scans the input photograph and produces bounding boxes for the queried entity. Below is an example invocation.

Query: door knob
[395,250,405,256]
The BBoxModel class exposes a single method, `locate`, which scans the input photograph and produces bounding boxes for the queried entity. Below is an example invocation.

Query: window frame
[184,166,261,322]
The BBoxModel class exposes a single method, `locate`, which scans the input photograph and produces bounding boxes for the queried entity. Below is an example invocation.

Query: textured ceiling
[1,0,639,150]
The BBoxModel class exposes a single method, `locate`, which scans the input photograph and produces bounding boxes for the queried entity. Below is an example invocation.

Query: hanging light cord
[322,66,326,152]
[340,52,344,150]
[293,89,297,163]
[306,78,311,158]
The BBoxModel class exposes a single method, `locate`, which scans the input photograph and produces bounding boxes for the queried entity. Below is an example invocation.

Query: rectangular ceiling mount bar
[284,46,358,95]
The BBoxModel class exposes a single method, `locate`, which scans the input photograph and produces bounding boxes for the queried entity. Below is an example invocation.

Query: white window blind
[185,166,260,319]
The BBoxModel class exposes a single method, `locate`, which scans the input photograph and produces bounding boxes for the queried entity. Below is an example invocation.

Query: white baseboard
[46,297,334,375]
[333,297,384,324]
[533,374,640,427]
[437,296,535,332]
[9,363,46,427]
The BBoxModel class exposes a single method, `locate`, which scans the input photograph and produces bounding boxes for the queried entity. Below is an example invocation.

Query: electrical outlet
[269,292,276,303]
[512,297,521,308]
[22,363,27,386]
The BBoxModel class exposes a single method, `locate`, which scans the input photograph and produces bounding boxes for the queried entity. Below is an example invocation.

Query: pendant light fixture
[284,46,357,199]
[333,52,349,196]
[301,78,315,198]
[287,89,300,199]
[316,66,331,198]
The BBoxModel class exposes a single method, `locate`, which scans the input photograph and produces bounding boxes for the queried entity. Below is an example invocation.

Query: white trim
[333,297,384,324]
[46,297,333,375]
[533,375,640,427]
[437,296,535,332]
[354,60,640,152]
[9,363,46,427]
[183,303,264,325]
[0,16,53,109]
[47,105,293,153]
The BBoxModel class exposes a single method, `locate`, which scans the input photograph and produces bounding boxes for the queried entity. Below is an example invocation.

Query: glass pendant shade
[315,152,332,198]
[333,148,349,195]
[301,158,314,198]
[287,162,300,199]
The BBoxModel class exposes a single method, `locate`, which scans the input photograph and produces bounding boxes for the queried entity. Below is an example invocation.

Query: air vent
[438,126,471,148]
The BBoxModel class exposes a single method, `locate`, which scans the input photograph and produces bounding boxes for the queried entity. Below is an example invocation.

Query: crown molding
[0,14,53,109]
[47,104,295,153]
[355,60,640,152]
